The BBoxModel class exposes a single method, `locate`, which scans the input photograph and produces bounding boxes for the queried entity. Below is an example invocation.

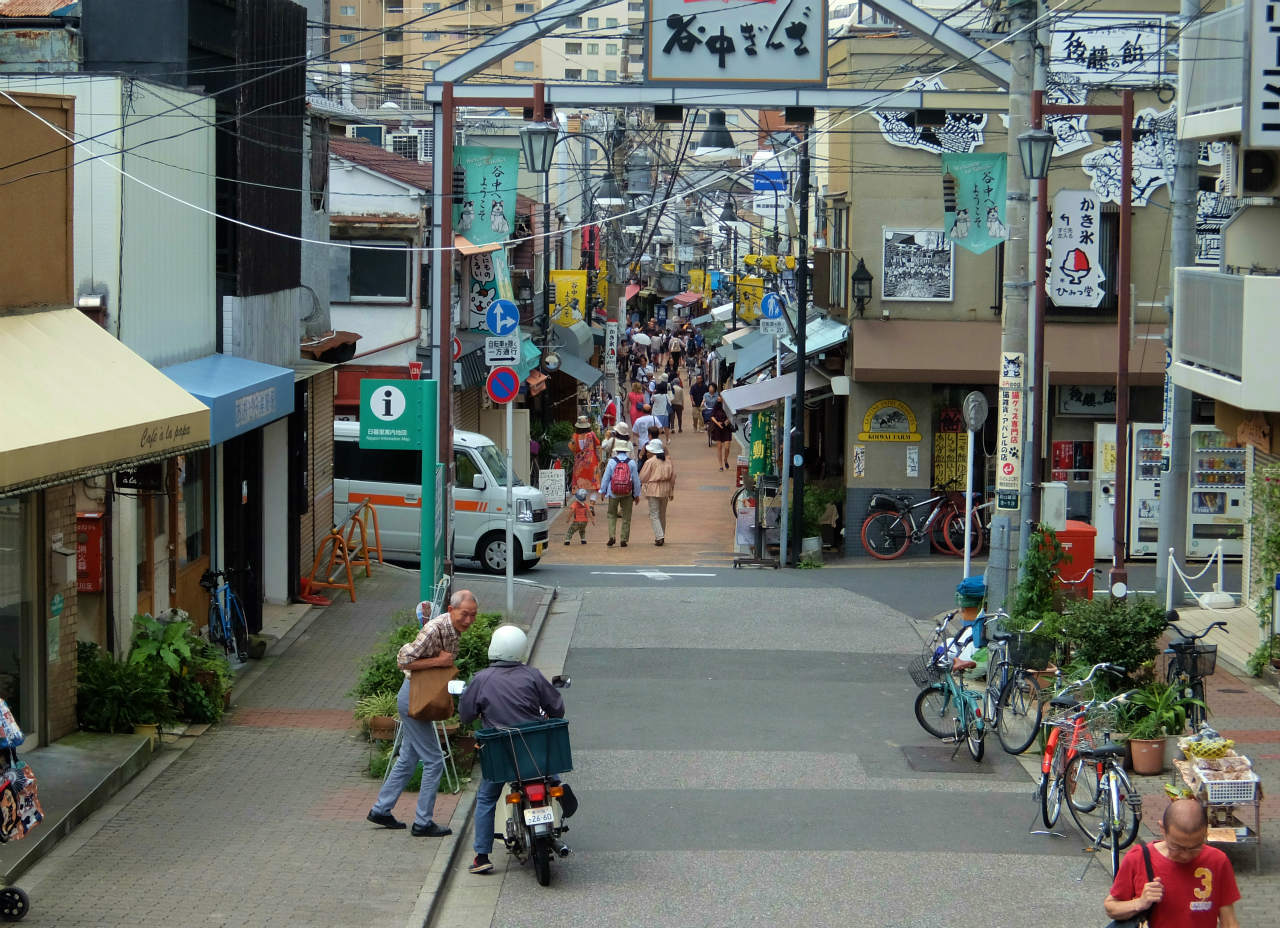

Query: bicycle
[944,495,993,558]
[1063,700,1143,875]
[909,649,987,762]
[1164,611,1227,729]
[981,612,1049,755]
[860,480,966,560]
[200,567,250,662]
[1035,663,1125,827]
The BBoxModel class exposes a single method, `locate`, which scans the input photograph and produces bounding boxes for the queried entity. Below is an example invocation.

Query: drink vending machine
[1186,425,1245,558]
[1092,423,1117,557]
[1128,423,1163,558]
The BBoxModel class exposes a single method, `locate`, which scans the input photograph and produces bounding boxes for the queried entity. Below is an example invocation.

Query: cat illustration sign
[486,366,520,405]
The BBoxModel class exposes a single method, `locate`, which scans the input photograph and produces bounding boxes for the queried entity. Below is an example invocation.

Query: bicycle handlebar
[1060,661,1126,691]
[1164,611,1229,641]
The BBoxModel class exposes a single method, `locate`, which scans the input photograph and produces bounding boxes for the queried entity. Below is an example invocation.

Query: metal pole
[542,169,552,430]
[790,130,809,566]
[1110,90,1134,590]
[505,400,514,617]
[964,427,976,579]
[1025,90,1048,537]
[985,1,1035,609]
[779,401,792,566]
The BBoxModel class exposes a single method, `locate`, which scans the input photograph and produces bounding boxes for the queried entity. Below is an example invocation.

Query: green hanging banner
[749,409,775,477]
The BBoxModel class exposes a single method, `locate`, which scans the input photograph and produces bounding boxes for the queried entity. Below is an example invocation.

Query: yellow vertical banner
[736,276,764,322]
[688,268,706,297]
[550,269,588,326]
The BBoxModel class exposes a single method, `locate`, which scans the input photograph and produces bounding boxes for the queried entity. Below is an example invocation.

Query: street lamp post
[519,121,558,429]
[719,198,738,332]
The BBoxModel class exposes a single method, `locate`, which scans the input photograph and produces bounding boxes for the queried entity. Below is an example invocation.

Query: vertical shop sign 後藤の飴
[1049,190,1105,308]
[996,352,1025,511]
[645,0,827,84]
[941,153,1008,255]
[455,146,519,330]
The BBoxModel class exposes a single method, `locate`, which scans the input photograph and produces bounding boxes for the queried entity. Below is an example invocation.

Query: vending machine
[1128,423,1163,558]
[1186,425,1246,558]
[1092,423,1117,557]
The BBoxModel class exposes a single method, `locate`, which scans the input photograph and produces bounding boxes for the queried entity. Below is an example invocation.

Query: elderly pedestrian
[599,444,641,547]
[598,422,634,481]
[568,415,600,492]
[639,439,676,546]
[708,399,734,470]
[367,590,479,836]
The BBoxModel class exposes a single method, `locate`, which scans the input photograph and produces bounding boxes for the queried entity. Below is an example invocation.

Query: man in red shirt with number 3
[1105,799,1241,928]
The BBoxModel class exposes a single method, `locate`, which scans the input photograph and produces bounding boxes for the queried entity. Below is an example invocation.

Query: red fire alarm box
[77,512,104,593]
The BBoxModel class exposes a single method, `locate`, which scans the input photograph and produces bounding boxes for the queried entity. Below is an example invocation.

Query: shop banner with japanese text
[749,409,775,478]
[1049,189,1105,307]
[455,145,518,329]
[551,269,589,326]
[736,276,764,322]
[996,352,1025,511]
[941,153,1008,255]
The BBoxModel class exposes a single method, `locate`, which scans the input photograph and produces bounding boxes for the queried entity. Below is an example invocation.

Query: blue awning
[163,354,295,445]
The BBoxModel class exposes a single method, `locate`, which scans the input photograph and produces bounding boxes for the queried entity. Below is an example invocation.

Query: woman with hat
[569,415,601,492]
[639,438,676,546]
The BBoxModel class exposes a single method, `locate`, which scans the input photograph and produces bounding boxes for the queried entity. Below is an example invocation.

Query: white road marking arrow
[589,570,717,581]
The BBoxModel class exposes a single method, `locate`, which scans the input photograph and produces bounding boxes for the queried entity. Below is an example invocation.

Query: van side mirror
[471,474,486,491]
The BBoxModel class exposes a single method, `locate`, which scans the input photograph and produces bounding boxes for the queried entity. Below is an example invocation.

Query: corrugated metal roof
[331,136,432,191]
[0,0,77,17]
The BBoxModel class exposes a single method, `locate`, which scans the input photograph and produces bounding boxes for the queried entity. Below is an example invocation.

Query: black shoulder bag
[1107,840,1155,928]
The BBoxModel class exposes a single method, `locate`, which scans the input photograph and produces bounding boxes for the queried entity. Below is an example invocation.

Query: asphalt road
[432,565,1126,928]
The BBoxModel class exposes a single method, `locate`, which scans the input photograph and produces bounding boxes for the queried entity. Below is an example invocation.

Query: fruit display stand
[1171,756,1262,873]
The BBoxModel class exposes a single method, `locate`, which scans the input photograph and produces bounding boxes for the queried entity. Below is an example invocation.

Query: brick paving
[16,567,465,928]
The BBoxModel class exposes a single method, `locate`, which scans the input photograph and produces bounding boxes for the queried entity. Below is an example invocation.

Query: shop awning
[721,370,830,415]
[554,352,603,388]
[0,308,210,495]
[624,283,640,301]
[720,326,759,346]
[455,235,500,256]
[731,335,782,381]
[163,354,295,446]
[780,316,849,357]
[515,335,542,381]
[711,303,735,322]
[670,291,704,307]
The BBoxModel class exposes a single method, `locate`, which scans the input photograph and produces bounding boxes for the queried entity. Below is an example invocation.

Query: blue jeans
[473,777,506,856]
[371,678,444,827]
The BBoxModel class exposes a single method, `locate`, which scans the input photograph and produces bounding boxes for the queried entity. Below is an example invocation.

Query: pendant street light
[519,121,557,175]
[719,196,739,331]
[695,109,738,161]
[595,173,625,208]
[851,257,874,317]
[689,209,706,230]
[520,121,559,426]
[1017,128,1056,182]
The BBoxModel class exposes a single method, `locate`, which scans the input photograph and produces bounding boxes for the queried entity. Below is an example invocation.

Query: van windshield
[475,443,522,486]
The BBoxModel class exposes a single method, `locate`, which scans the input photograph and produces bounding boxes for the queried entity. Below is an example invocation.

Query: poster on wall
[455,145,519,330]
[874,77,987,155]
[1196,191,1240,265]
[882,228,954,302]
[1049,190,1106,308]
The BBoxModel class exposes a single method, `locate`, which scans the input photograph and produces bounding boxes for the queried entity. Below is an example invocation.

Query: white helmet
[487,625,528,662]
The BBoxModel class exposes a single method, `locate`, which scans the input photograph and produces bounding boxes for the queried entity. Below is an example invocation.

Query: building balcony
[1171,267,1280,412]
[1178,3,1244,141]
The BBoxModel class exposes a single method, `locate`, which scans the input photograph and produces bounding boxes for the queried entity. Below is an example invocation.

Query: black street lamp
[718,197,738,331]
[851,257,874,317]
[1017,128,1056,182]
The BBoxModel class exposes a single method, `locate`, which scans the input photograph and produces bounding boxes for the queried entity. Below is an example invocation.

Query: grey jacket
[458,661,564,729]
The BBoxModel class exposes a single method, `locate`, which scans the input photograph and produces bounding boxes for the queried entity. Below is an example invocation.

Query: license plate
[523,806,554,826]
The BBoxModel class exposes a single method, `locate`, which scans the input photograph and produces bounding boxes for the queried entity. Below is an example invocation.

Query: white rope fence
[1165,545,1239,610]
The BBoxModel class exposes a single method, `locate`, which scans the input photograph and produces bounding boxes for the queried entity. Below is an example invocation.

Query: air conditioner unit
[1220,144,1280,197]
[385,128,435,162]
[346,124,385,146]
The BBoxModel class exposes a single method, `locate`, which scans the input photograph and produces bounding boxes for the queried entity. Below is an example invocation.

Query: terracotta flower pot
[368,715,398,742]
[1129,737,1167,776]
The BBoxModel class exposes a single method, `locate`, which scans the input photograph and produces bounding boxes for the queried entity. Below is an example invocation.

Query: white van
[333,420,549,572]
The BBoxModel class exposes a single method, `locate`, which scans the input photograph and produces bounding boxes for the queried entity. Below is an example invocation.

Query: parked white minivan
[333,419,549,572]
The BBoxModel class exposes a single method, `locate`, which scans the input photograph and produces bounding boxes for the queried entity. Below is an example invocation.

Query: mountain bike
[861,481,965,560]
[1164,611,1227,728]
[910,650,986,762]
[200,567,250,662]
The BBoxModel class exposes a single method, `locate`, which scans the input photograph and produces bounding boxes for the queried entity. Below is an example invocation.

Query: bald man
[1105,798,1241,927]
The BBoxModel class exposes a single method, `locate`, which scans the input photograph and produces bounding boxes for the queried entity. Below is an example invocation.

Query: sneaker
[563,540,570,546]
[411,821,452,837]
[607,538,615,547]
[469,854,494,874]
[655,538,664,546]
[620,541,628,547]
[367,810,406,830]
[580,539,587,545]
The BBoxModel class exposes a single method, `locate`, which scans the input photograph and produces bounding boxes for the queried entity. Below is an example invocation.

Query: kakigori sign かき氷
[646,0,827,85]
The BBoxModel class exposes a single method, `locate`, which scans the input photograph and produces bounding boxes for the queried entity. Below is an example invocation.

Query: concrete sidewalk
[13,563,554,927]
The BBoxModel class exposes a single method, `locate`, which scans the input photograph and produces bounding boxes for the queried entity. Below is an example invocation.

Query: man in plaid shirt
[367,589,479,836]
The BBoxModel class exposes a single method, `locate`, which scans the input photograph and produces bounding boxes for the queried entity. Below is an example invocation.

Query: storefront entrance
[221,432,264,634]
[0,496,39,738]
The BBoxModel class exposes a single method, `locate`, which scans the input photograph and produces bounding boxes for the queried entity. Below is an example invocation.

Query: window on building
[339,33,356,44]
[565,41,582,55]
[587,17,599,28]
[606,69,617,82]
[386,0,403,12]
[423,2,440,10]
[567,16,582,28]
[725,113,739,126]
[423,60,440,70]
[513,60,534,72]
[586,69,598,81]
[628,1,643,10]
[606,43,618,55]
[514,2,534,11]
[587,43,598,55]
[176,453,209,566]
[386,28,403,41]
[330,240,412,302]
[565,68,582,80]
[423,31,440,41]
[606,17,618,27]
[385,55,403,69]
[339,4,356,15]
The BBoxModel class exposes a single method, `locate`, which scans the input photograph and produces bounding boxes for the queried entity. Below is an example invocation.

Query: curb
[416,581,558,928]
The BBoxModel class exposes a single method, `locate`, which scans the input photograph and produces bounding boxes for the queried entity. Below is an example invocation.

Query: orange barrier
[304,528,357,603]
[302,499,384,604]
[343,498,384,575]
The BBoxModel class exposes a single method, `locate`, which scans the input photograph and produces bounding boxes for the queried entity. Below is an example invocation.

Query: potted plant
[354,690,399,741]
[1003,525,1070,679]
[1119,680,1202,775]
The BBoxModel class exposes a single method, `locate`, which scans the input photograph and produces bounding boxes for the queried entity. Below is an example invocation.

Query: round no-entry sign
[486,366,520,405]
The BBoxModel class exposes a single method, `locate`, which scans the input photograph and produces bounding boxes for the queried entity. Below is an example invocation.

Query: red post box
[1055,520,1097,600]
[76,512,105,593]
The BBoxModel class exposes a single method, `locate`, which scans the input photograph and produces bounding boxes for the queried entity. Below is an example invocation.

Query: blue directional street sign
[753,170,787,192]
[486,298,519,337]
[761,293,783,319]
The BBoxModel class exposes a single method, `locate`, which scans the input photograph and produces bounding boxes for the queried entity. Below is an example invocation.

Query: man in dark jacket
[688,375,708,432]
[459,626,572,874]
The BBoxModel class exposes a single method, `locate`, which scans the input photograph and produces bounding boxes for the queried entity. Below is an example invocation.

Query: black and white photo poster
[882,228,954,301]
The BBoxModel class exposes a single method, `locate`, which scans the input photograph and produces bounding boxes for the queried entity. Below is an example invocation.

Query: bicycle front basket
[475,718,572,783]
[907,655,943,689]
[1007,632,1054,670]
[1175,643,1217,679]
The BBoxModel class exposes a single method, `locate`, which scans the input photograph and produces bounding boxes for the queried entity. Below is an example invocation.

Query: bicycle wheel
[1041,745,1066,828]
[914,685,952,740]
[928,504,957,554]
[1187,680,1208,728]
[730,487,747,520]
[228,596,250,662]
[965,710,985,762]
[944,509,984,557]
[207,603,225,649]
[1109,766,1141,850]
[861,512,910,559]
[996,672,1044,755]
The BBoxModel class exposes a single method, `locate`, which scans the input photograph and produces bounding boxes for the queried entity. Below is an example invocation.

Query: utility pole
[1156,0,1199,598]
[790,125,811,567]
[986,1,1037,609]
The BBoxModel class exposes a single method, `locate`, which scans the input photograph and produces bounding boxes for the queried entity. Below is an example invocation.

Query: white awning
[710,303,735,321]
[721,370,829,414]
